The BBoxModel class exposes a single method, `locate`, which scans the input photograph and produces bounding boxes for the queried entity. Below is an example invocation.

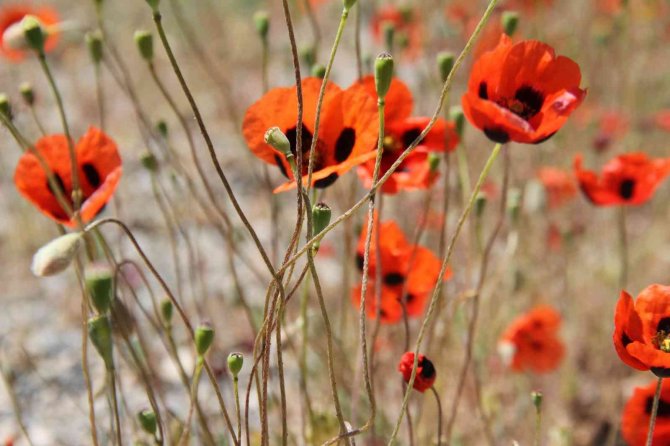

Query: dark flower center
[334,127,356,162]
[384,272,405,286]
[619,179,636,200]
[645,396,670,417]
[497,85,545,121]
[82,163,102,188]
[419,357,436,379]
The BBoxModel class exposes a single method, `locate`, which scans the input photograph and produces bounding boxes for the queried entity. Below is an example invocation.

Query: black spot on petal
[285,126,313,155]
[619,179,636,200]
[645,396,670,416]
[402,128,422,149]
[419,357,436,379]
[622,332,632,347]
[314,172,339,188]
[47,173,67,198]
[532,131,557,145]
[478,82,488,100]
[334,127,356,162]
[356,253,364,271]
[82,163,101,188]
[483,128,510,143]
[384,273,405,286]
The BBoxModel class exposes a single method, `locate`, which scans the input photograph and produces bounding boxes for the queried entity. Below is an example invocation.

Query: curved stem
[430,386,443,446]
[646,377,663,446]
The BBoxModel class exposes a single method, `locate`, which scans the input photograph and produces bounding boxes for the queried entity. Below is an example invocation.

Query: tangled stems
[178,357,204,446]
[387,142,503,445]
[646,377,663,446]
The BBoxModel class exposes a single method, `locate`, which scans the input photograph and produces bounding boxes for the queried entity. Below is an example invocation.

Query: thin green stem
[430,386,443,446]
[646,377,663,446]
[618,206,628,289]
[179,357,204,446]
[108,370,123,446]
[233,377,242,442]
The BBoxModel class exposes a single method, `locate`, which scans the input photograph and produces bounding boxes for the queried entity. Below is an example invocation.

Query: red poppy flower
[351,76,459,194]
[613,285,670,376]
[242,77,378,193]
[462,34,586,144]
[351,218,451,324]
[14,127,122,227]
[537,167,577,209]
[498,305,565,373]
[592,110,628,153]
[574,153,670,206]
[370,6,422,59]
[653,110,670,132]
[621,379,670,446]
[397,352,436,392]
[0,4,60,61]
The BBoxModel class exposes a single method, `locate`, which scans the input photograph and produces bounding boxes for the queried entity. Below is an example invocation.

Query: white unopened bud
[31,233,83,276]
[497,340,516,367]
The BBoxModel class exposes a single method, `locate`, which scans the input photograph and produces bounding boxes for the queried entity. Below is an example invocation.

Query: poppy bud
[311,64,326,79]
[227,352,244,378]
[85,30,104,64]
[0,94,11,121]
[145,0,160,12]
[474,192,487,218]
[195,323,214,356]
[507,188,522,223]
[299,44,316,70]
[397,352,436,392]
[155,120,168,138]
[140,150,159,172]
[19,82,34,106]
[264,127,292,158]
[160,299,173,327]
[253,11,269,41]
[343,0,357,11]
[138,409,157,435]
[428,153,441,172]
[397,32,409,50]
[22,15,46,53]
[531,391,543,409]
[31,233,83,277]
[449,106,465,138]
[86,266,114,314]
[312,202,331,239]
[381,21,395,52]
[134,30,153,61]
[501,11,519,36]
[88,315,114,370]
[374,53,394,100]
[436,51,455,83]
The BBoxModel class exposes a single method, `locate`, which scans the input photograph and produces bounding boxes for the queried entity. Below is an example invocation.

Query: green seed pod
[299,44,316,70]
[436,51,455,83]
[138,409,157,435]
[374,52,394,100]
[19,82,34,106]
[134,30,153,61]
[194,323,214,356]
[155,120,168,138]
[381,21,395,52]
[85,30,104,64]
[253,11,269,41]
[449,105,465,138]
[531,391,543,410]
[139,150,158,172]
[474,192,487,218]
[311,64,326,79]
[85,266,114,314]
[264,127,292,157]
[343,0,357,11]
[160,299,173,327]
[428,153,441,172]
[312,202,331,238]
[145,0,160,12]
[0,94,11,121]
[227,352,244,378]
[88,315,114,370]
[22,15,45,53]
[502,11,519,36]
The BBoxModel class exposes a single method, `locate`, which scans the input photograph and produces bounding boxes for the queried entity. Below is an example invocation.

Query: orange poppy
[0,4,60,61]
[462,34,586,144]
[592,110,628,153]
[653,110,670,132]
[398,352,436,392]
[370,6,422,59]
[351,76,459,194]
[621,379,670,446]
[574,153,670,206]
[613,285,670,376]
[14,127,122,227]
[351,218,451,324]
[242,77,378,192]
[537,167,577,209]
[498,305,565,373]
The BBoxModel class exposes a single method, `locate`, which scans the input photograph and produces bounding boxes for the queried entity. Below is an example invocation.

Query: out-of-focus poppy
[14,127,122,227]
[537,167,577,209]
[507,0,554,14]
[370,5,422,59]
[351,76,459,194]
[351,218,451,324]
[398,352,436,392]
[498,305,565,373]
[653,110,670,132]
[0,4,60,61]
[621,379,670,446]
[613,285,670,376]
[462,34,586,144]
[574,153,670,206]
[592,110,628,153]
[242,77,378,192]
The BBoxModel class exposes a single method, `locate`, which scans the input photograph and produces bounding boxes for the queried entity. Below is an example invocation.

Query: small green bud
[138,409,157,435]
[22,15,45,53]
[145,0,160,12]
[86,266,114,314]
[140,150,159,172]
[0,94,11,121]
[381,21,395,52]
[299,44,316,70]
[531,391,543,410]
[134,30,153,61]
[311,64,326,79]
[502,11,519,36]
[88,315,114,370]
[449,105,465,138]
[19,82,34,106]
[253,11,269,41]
[436,51,455,83]
[264,127,292,157]
[85,30,104,64]
[398,5,413,22]
[474,192,487,218]
[31,233,83,277]
[397,32,409,50]
[428,153,441,172]
[155,120,168,138]
[374,52,394,100]
[343,0,357,11]
[160,299,173,327]
[227,352,244,377]
[312,202,331,238]
[195,323,214,356]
